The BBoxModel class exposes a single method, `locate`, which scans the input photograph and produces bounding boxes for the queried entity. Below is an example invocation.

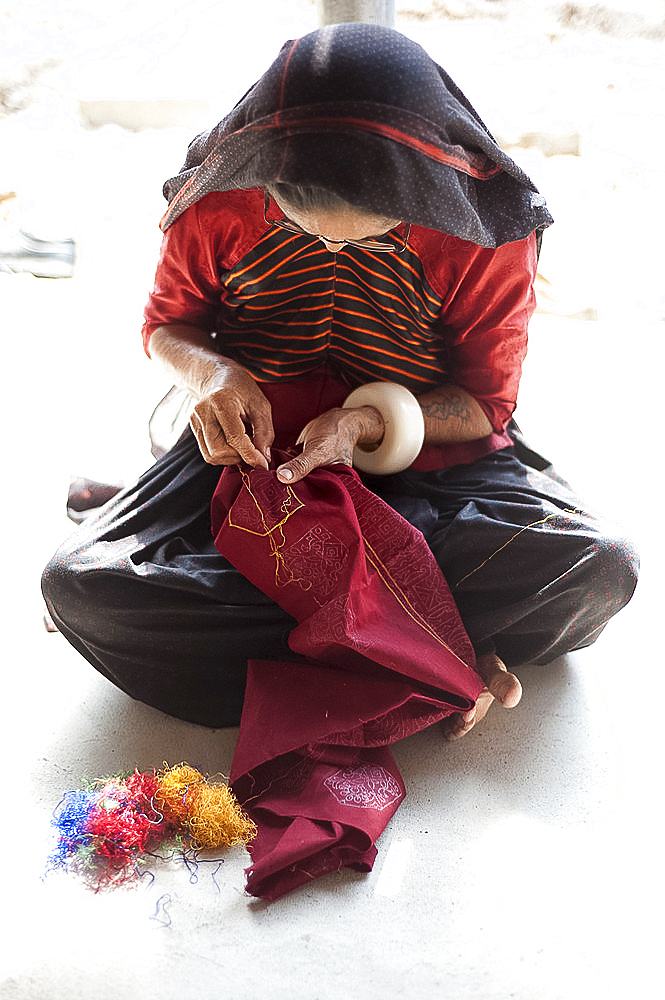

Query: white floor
[3,310,658,1000]
[1,3,662,998]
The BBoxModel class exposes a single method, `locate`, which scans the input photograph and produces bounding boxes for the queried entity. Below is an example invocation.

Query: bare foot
[442,652,522,741]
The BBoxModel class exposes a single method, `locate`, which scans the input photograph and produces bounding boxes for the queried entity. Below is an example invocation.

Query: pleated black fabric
[42,429,638,727]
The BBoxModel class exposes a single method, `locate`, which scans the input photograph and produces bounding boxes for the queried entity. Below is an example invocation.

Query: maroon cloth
[211,461,483,900]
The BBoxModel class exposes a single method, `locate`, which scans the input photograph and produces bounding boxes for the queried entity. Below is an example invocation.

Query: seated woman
[42,23,637,737]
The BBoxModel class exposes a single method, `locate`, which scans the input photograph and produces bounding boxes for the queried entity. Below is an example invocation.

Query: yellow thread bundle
[154,763,256,850]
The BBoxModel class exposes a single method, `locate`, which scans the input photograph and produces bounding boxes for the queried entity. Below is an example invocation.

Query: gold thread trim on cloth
[452,509,579,591]
[227,469,305,537]
[225,470,473,674]
[362,536,474,672]
[226,469,310,591]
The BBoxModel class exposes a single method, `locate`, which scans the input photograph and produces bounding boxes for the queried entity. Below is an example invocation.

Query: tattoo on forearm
[421,392,472,425]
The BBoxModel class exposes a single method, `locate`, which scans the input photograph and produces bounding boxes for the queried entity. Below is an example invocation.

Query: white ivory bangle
[342,382,425,475]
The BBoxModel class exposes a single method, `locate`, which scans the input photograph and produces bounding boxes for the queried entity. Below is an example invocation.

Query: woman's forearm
[148,323,244,400]
[149,326,494,451]
[148,324,274,467]
[418,384,494,444]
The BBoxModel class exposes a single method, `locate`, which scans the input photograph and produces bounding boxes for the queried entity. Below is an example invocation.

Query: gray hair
[265,183,353,214]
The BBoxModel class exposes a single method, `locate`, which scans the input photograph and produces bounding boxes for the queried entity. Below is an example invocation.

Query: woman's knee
[586,524,639,617]
[41,539,93,628]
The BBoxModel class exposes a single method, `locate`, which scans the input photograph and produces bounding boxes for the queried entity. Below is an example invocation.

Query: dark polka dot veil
[160,23,552,248]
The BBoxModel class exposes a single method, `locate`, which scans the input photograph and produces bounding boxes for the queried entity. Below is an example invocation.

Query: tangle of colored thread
[154,764,257,849]
[49,763,255,890]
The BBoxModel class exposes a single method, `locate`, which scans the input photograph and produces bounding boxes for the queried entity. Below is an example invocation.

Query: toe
[443,707,476,741]
[490,670,522,708]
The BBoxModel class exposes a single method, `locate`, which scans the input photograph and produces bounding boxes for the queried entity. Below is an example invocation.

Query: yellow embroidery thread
[452,509,579,590]
[227,470,311,591]
[362,536,474,672]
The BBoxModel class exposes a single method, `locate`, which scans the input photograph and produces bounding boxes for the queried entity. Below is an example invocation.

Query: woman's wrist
[342,383,425,474]
[353,405,385,449]
[197,355,249,400]
[150,325,254,403]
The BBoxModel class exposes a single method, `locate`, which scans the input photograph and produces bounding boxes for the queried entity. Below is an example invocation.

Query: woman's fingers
[190,382,274,467]
[277,436,352,483]
[222,409,270,468]
[277,406,383,483]
[189,408,239,465]
[248,397,275,466]
[277,435,352,483]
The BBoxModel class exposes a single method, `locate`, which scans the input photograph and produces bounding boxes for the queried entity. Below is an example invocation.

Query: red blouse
[143,188,538,469]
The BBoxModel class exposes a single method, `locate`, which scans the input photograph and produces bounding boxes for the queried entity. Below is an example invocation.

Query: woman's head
[162,23,552,247]
[265,183,402,253]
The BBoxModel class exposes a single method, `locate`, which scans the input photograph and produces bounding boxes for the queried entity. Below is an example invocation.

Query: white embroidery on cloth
[324,763,401,810]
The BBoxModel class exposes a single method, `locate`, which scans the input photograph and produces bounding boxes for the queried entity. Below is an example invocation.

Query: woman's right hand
[189,365,274,467]
[148,324,274,468]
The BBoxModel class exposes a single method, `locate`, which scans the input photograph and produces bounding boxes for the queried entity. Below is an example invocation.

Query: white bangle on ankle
[343,382,425,475]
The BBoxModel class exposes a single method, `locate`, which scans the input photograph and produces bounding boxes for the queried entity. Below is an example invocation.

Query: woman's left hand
[276,406,384,484]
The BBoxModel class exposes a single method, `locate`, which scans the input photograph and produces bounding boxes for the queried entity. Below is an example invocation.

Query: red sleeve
[141,190,267,356]
[141,201,223,355]
[422,231,538,432]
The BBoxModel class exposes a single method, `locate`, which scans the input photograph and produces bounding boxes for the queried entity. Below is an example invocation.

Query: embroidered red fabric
[211,462,483,900]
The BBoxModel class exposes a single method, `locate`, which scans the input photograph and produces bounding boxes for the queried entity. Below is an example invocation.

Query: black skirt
[42,428,638,727]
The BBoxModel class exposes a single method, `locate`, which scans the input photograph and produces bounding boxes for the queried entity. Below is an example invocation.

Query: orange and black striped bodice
[216,226,446,393]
